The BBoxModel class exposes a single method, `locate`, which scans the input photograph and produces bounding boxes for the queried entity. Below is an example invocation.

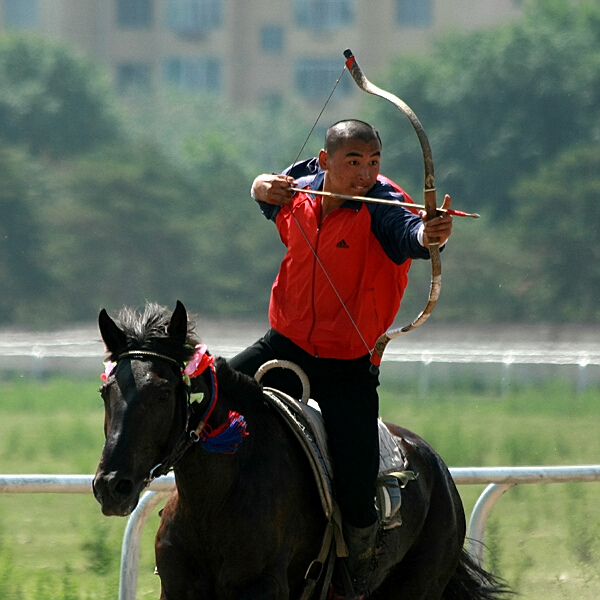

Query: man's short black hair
[324,120,382,155]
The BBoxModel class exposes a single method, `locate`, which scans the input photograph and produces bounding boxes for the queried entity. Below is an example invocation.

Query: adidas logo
[336,239,350,249]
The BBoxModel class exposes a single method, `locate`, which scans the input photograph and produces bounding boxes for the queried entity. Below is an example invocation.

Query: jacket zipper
[307,225,321,356]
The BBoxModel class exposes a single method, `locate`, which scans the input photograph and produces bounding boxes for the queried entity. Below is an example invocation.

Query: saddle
[257,361,417,530]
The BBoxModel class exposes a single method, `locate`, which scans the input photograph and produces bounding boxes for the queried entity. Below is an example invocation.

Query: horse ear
[168,300,188,341]
[99,308,127,354]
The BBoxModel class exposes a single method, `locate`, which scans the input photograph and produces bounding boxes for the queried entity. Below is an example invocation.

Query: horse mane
[112,303,266,405]
[114,303,199,364]
[113,304,265,400]
[214,357,266,405]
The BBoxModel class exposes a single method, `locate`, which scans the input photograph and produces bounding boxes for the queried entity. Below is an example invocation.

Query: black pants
[229,329,380,527]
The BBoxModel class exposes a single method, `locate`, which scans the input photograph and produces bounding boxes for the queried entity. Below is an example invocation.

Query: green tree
[120,91,317,317]
[120,89,319,175]
[42,142,202,321]
[180,132,284,317]
[0,144,52,325]
[510,144,600,322]
[0,34,121,158]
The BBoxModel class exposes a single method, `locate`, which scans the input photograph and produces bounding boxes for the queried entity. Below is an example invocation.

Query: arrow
[288,187,480,218]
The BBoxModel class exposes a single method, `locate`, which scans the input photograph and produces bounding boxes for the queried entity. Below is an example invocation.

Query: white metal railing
[2,326,600,370]
[2,466,600,599]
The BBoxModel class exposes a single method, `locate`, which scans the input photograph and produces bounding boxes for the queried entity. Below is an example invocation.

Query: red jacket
[268,181,423,359]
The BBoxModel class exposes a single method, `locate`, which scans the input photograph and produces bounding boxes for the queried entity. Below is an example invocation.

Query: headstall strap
[117,349,183,368]
[101,350,182,382]
[103,343,249,485]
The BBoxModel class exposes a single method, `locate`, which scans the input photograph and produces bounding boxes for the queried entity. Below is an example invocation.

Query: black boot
[337,521,380,598]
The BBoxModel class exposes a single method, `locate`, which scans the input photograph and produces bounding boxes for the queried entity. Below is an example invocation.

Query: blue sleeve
[283,157,320,179]
[366,181,430,264]
[255,158,322,222]
[257,200,281,221]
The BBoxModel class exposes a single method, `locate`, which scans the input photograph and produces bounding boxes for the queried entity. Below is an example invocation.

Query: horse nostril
[114,478,135,498]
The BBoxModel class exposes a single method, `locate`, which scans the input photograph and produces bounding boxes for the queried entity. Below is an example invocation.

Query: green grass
[1,375,599,599]
[379,376,600,599]
[0,377,158,599]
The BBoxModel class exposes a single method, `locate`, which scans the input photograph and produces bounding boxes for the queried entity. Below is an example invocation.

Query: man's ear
[318,148,328,171]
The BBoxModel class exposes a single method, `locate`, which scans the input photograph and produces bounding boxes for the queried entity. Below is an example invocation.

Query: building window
[3,0,38,28]
[116,63,152,94]
[261,25,284,55]
[117,0,153,28]
[163,57,221,92]
[165,0,222,37]
[293,0,354,31]
[397,0,432,28]
[295,57,352,101]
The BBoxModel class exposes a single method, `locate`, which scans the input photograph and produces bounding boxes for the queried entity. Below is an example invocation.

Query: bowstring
[287,63,372,357]
[289,64,348,170]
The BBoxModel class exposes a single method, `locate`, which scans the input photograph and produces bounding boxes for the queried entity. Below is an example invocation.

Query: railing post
[119,489,172,600]
[465,482,515,567]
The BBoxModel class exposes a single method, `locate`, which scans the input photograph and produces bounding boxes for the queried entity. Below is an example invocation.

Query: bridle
[117,349,183,366]
[106,350,196,484]
[104,345,247,485]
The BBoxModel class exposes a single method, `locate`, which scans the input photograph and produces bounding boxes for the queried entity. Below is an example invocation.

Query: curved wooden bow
[343,49,442,369]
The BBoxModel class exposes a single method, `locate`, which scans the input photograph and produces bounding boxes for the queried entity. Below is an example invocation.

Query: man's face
[319,139,381,197]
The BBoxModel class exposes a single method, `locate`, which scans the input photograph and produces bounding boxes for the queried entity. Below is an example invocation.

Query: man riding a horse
[229,119,453,597]
[92,120,512,599]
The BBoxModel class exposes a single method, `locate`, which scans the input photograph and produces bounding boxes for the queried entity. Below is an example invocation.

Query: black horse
[93,301,510,600]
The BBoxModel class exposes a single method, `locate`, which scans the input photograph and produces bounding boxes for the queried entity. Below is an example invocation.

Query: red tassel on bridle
[184,344,249,454]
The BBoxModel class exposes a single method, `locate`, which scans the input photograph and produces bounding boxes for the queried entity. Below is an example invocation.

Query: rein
[103,345,248,484]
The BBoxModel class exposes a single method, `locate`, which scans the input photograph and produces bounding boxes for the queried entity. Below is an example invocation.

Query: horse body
[93,302,510,600]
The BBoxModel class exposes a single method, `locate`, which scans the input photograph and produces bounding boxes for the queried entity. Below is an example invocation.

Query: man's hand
[421,194,453,247]
[252,174,296,205]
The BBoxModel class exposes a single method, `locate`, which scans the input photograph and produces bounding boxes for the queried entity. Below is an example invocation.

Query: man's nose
[357,165,372,181]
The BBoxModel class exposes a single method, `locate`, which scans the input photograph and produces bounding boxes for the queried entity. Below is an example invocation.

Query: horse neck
[173,366,253,505]
[173,444,237,506]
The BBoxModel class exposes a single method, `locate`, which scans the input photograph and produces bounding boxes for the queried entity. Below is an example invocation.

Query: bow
[343,49,442,369]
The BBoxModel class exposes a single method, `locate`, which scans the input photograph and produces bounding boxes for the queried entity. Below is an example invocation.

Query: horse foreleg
[156,549,212,600]
[157,526,291,600]
[373,567,447,600]
[157,562,289,600]
[155,502,214,599]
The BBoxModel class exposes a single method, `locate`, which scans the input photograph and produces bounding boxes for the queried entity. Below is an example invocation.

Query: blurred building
[0,0,523,113]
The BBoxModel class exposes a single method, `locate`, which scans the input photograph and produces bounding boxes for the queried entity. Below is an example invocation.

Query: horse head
[93,301,195,516]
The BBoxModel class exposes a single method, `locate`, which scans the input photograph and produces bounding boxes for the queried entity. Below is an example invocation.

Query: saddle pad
[263,389,335,517]
[262,388,411,521]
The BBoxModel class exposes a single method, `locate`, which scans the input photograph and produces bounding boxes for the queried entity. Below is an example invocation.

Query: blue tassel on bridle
[185,345,249,454]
